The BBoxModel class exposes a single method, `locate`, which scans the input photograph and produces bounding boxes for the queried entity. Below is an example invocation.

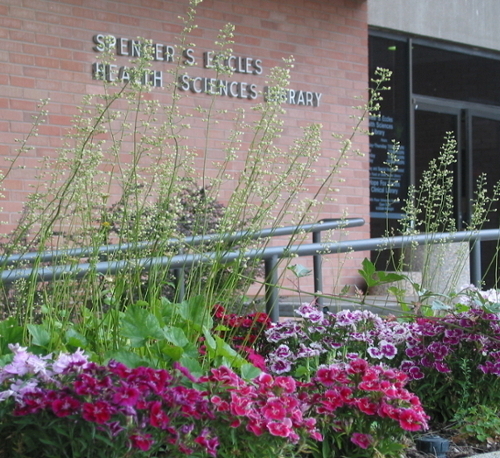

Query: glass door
[467,113,500,287]
[413,98,500,288]
[413,101,462,228]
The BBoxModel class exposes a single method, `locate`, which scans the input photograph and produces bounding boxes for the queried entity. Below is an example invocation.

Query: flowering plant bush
[265,302,411,376]
[401,304,500,421]
[0,344,218,458]
[0,345,322,458]
[200,365,322,458]
[211,304,272,370]
[304,357,429,458]
[265,294,500,426]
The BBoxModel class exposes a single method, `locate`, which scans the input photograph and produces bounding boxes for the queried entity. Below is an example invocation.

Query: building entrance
[414,97,500,287]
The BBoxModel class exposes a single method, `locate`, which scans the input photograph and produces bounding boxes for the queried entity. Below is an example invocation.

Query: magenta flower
[130,433,153,451]
[398,408,426,431]
[51,395,81,417]
[351,432,373,449]
[267,419,292,438]
[149,401,170,429]
[74,374,100,396]
[112,384,140,407]
[262,399,286,420]
[82,400,115,424]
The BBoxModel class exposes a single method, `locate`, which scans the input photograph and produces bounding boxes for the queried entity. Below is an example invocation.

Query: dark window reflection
[413,45,500,106]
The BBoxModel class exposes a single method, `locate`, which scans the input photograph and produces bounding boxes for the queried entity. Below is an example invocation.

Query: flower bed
[2,286,500,457]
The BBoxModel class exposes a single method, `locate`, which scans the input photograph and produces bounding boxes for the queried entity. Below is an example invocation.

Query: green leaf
[358,257,377,287]
[160,343,183,360]
[27,324,51,348]
[212,336,247,368]
[64,328,88,349]
[240,362,261,380]
[377,271,405,283]
[431,300,451,311]
[179,295,213,330]
[179,354,203,377]
[0,318,23,355]
[162,326,189,347]
[288,263,312,278]
[294,365,311,378]
[106,350,152,368]
[203,327,216,350]
[120,304,164,347]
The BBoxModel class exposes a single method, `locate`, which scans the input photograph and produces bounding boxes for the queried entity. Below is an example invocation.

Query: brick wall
[0,0,370,295]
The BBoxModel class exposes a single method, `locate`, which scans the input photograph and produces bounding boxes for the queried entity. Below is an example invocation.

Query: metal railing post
[264,255,280,322]
[172,247,186,302]
[470,240,482,287]
[312,226,324,308]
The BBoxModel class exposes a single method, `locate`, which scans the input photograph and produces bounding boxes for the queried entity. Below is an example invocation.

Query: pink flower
[256,372,274,387]
[149,401,170,429]
[130,433,153,451]
[267,418,292,438]
[274,376,296,393]
[210,366,244,387]
[315,365,348,385]
[348,358,369,374]
[51,396,80,417]
[351,432,374,449]
[246,349,267,371]
[318,389,344,413]
[358,379,381,391]
[230,392,252,416]
[247,417,265,435]
[355,397,378,415]
[262,398,286,420]
[399,408,427,431]
[82,401,115,424]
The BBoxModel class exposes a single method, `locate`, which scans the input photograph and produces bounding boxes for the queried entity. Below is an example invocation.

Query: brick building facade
[0,0,371,295]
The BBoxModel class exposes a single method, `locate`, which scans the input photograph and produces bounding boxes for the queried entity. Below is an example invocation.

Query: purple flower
[296,302,319,318]
[273,344,293,360]
[434,361,451,373]
[427,342,449,361]
[268,359,292,375]
[379,341,397,359]
[367,347,383,359]
[52,349,89,374]
[408,366,425,380]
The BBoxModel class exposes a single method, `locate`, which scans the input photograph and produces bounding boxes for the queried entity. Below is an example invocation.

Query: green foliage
[454,405,500,444]
[358,258,405,289]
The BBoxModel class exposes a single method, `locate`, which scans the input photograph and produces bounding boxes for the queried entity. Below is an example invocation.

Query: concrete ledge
[277,294,415,318]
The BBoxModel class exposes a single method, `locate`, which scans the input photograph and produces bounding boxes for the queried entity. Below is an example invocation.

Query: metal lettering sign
[91,34,323,107]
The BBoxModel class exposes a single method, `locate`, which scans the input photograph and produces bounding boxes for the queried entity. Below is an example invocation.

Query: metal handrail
[0,218,366,322]
[1,225,499,321]
[0,218,365,266]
